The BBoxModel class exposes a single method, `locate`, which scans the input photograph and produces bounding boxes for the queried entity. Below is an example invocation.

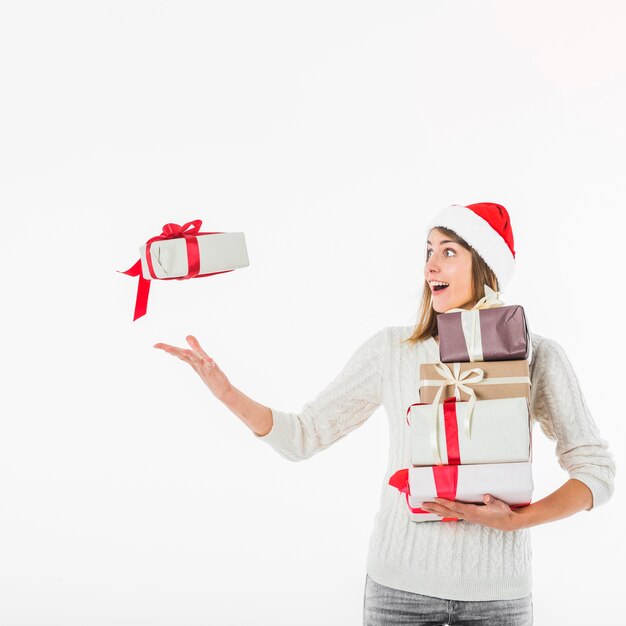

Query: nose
[425,252,439,273]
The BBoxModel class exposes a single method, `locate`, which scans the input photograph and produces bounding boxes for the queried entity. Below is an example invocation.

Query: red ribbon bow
[389,467,458,522]
[117,219,234,321]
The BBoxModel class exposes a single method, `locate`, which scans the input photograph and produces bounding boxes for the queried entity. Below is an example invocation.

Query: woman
[154,202,615,626]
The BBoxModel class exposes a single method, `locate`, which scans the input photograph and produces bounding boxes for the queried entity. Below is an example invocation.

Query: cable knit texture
[254,326,616,601]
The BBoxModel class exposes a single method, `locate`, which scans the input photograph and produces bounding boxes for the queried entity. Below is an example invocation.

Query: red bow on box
[117,220,234,321]
[389,466,459,522]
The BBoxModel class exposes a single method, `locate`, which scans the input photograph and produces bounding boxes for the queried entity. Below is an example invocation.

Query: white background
[1,1,624,624]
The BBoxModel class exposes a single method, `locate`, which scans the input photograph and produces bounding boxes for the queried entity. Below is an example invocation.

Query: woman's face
[424,228,475,313]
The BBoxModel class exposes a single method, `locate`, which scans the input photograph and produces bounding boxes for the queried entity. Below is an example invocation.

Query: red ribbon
[443,397,461,465]
[389,467,458,522]
[395,397,464,521]
[117,220,235,321]
[432,464,458,501]
[406,396,462,464]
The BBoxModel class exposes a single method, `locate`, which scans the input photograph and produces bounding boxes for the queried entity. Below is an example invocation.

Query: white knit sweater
[254,326,616,601]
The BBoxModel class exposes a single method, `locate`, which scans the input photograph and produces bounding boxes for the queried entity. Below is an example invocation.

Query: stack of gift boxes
[389,286,535,523]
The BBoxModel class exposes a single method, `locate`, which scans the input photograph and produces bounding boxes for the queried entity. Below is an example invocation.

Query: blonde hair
[403,226,499,346]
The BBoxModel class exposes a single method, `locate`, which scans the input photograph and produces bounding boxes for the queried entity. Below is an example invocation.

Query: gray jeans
[363,574,532,626]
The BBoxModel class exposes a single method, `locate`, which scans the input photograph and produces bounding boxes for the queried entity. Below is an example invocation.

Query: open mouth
[430,281,450,293]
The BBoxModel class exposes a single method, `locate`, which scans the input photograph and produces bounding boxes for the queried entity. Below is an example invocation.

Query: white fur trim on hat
[426,204,515,291]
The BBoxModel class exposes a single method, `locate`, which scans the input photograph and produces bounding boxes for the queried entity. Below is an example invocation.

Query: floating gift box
[118,220,249,321]
[407,396,531,466]
[419,359,531,406]
[139,231,248,280]
[389,462,533,523]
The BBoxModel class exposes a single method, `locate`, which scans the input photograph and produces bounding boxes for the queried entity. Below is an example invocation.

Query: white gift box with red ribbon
[389,462,533,523]
[408,462,533,508]
[139,231,249,279]
[118,220,250,321]
[407,396,531,467]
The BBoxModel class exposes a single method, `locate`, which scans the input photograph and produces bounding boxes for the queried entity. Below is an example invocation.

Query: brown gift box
[418,359,531,404]
[436,305,531,363]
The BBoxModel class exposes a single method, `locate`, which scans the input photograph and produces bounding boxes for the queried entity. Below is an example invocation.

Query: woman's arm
[218,385,274,436]
[156,328,389,461]
[422,478,592,530]
[251,327,389,461]
[154,336,274,435]
[513,478,592,527]
[528,336,616,510]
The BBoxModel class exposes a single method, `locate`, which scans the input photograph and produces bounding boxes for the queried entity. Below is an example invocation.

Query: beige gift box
[418,359,531,405]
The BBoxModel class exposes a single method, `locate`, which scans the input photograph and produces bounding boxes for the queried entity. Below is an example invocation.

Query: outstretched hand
[153,335,233,400]
[421,494,523,531]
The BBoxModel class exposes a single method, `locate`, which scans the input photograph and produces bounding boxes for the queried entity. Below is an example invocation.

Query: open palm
[153,335,232,400]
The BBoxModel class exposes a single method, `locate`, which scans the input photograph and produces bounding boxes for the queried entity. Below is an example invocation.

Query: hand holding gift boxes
[117,219,249,321]
[390,463,533,523]
[389,285,535,522]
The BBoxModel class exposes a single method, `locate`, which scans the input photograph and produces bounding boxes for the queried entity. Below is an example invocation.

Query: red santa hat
[426,202,516,291]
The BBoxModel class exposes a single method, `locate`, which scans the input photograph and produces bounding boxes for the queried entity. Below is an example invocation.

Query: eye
[426,247,456,260]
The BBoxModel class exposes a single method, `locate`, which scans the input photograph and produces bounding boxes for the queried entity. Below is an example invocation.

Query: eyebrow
[427,240,456,245]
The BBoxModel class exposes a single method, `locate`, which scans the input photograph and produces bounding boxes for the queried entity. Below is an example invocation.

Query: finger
[421,502,462,518]
[428,508,463,519]
[154,343,191,355]
[433,498,469,515]
[154,342,173,350]
[483,494,504,506]
[186,335,214,363]
[179,348,200,363]
[153,343,181,356]
[433,498,457,508]
[154,344,198,363]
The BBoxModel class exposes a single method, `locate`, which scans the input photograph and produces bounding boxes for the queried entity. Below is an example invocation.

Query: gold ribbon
[418,362,484,465]
[443,285,506,362]
[418,361,531,465]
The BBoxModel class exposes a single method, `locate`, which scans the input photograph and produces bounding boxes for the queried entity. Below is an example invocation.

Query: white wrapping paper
[409,397,531,466]
[139,232,249,279]
[408,461,534,512]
